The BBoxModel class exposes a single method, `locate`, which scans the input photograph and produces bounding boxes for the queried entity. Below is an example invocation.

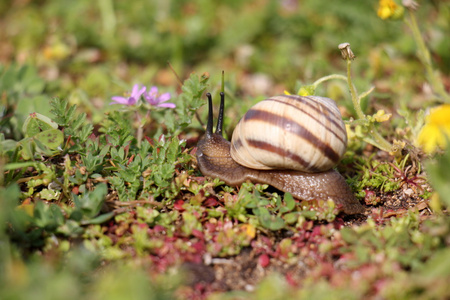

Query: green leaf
[73,183,107,219]
[0,184,21,231]
[40,188,61,201]
[284,193,296,211]
[81,211,115,225]
[284,212,300,224]
[167,136,181,163]
[34,129,64,150]
[340,227,358,243]
[50,98,71,126]
[33,202,64,231]
[118,163,140,183]
[99,144,111,157]
[259,214,286,231]
[3,161,38,171]
[109,176,127,201]
[136,207,160,224]
[49,98,93,146]
[419,248,450,277]
[170,73,209,135]
[18,138,35,160]
[17,65,46,95]
[181,211,202,235]
[300,210,317,219]
[49,203,65,225]
[252,206,270,217]
[0,138,18,154]
[22,112,58,137]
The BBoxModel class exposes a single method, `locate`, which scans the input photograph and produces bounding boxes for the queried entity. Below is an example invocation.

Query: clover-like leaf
[34,129,64,150]
[22,112,58,137]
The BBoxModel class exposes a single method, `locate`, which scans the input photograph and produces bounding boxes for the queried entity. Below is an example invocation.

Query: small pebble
[404,188,414,196]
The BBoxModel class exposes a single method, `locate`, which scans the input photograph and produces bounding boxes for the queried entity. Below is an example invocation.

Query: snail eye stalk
[216,92,225,136]
[205,92,214,136]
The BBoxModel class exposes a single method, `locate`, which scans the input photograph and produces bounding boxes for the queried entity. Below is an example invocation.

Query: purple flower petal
[132,84,146,99]
[157,92,171,103]
[131,84,139,94]
[127,97,138,105]
[110,84,146,106]
[149,86,158,95]
[110,96,129,105]
[143,86,175,108]
[145,96,157,105]
[157,102,176,108]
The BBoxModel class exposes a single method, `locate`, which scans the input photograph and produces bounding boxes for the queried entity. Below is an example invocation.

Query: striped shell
[230,95,348,173]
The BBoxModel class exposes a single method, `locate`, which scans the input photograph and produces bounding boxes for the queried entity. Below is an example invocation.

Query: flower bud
[338,43,356,60]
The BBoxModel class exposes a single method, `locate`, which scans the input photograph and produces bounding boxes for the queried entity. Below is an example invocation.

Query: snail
[196,92,364,215]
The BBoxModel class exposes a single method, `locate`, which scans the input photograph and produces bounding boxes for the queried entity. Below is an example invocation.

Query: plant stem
[345,57,392,152]
[313,74,347,87]
[312,73,360,104]
[136,111,143,148]
[368,124,393,152]
[311,55,393,152]
[346,59,365,120]
[406,10,450,103]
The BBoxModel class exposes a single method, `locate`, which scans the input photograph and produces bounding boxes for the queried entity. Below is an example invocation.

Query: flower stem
[346,59,366,120]
[312,74,347,87]
[368,124,393,152]
[312,50,393,152]
[136,111,143,148]
[345,57,392,152]
[406,10,450,103]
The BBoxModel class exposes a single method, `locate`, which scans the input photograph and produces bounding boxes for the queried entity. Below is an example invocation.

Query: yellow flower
[373,109,392,122]
[298,87,311,96]
[345,124,355,141]
[43,42,71,61]
[389,139,406,156]
[377,0,404,20]
[417,104,450,153]
[285,85,315,96]
[241,224,256,239]
[297,85,315,96]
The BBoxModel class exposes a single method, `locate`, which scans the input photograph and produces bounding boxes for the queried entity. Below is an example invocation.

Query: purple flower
[144,86,176,108]
[110,84,146,105]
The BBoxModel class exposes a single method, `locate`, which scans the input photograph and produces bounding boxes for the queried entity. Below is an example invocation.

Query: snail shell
[196,92,364,215]
[230,95,347,172]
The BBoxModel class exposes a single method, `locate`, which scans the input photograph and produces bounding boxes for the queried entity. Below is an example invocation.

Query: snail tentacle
[205,93,214,137]
[216,92,225,135]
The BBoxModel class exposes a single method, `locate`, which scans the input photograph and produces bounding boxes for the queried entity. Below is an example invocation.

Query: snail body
[196,92,364,215]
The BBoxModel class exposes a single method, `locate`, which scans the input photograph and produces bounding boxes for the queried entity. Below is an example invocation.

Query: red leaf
[192,229,205,239]
[204,197,219,207]
[72,186,80,195]
[258,254,270,268]
[174,199,185,211]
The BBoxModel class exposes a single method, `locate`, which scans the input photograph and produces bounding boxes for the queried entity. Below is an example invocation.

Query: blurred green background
[1,0,448,101]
